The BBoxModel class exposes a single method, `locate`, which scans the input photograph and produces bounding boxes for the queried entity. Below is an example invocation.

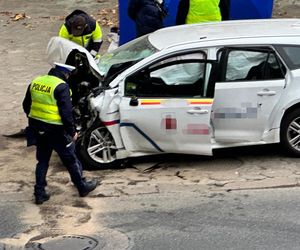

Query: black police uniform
[23,67,97,204]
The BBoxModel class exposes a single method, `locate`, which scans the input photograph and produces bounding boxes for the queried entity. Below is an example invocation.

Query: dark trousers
[34,131,84,196]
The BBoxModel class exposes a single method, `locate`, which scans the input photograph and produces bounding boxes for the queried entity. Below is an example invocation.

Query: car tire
[280,109,300,157]
[77,121,122,169]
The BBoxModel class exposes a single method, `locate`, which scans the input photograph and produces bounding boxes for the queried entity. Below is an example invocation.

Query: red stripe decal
[103,120,120,126]
[190,101,212,105]
[141,102,161,105]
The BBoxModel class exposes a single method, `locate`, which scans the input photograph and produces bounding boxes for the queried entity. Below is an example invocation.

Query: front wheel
[280,109,300,157]
[77,122,122,169]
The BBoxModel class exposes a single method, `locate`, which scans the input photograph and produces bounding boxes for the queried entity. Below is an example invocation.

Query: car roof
[148,19,300,50]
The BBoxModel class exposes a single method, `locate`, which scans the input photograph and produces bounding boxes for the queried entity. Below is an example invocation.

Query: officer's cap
[54,62,76,73]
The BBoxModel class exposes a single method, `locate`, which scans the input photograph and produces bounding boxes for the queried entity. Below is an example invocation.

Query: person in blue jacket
[128,0,167,37]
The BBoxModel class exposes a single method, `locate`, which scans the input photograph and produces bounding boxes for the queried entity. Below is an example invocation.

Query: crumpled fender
[96,88,124,149]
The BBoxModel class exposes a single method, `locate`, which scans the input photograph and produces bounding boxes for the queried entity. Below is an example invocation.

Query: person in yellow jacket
[59,9,103,57]
[176,0,230,24]
[22,62,98,204]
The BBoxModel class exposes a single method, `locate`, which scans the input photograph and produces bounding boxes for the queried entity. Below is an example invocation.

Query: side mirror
[129,96,139,106]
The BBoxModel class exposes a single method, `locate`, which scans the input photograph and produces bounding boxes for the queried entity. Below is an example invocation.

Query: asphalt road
[0,205,25,239]
[2,142,300,249]
[2,181,300,249]
[96,187,300,250]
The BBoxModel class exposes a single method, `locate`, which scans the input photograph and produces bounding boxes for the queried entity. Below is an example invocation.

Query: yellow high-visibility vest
[58,22,102,48]
[186,0,222,24]
[29,75,65,125]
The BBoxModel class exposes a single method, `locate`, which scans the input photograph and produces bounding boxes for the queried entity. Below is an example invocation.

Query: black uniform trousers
[34,131,84,196]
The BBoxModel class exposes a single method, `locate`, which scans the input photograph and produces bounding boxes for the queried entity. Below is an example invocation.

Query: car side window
[150,62,204,86]
[275,45,300,70]
[125,52,210,98]
[224,49,286,82]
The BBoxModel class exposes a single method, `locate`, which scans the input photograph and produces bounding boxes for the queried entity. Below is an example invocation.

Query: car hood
[46,36,102,78]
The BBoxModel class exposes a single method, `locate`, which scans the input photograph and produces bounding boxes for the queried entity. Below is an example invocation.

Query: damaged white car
[47,19,300,169]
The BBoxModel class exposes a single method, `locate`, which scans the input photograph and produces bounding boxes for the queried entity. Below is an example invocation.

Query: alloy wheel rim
[87,127,117,163]
[287,117,300,152]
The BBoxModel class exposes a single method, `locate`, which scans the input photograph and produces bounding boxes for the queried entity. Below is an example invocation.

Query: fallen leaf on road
[11,13,26,21]
[96,7,119,27]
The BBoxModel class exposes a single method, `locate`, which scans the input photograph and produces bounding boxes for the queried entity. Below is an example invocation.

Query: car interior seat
[245,61,284,81]
[245,61,269,80]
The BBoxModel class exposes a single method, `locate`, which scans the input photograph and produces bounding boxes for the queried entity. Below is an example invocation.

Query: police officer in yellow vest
[176,0,230,25]
[59,10,103,58]
[22,63,98,205]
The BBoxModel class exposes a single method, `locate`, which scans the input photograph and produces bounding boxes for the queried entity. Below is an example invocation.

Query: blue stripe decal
[120,122,164,152]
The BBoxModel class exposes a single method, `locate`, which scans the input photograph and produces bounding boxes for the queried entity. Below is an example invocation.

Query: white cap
[54,62,76,73]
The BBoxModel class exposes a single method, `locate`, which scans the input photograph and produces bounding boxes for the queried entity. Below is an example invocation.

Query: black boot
[78,179,99,197]
[35,192,51,205]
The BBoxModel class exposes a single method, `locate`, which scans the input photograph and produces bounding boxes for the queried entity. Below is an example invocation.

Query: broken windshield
[97,36,158,78]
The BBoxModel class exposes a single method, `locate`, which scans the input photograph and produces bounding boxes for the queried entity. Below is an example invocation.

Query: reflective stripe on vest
[29,75,65,125]
[186,0,221,24]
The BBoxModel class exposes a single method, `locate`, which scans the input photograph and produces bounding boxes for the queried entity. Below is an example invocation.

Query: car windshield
[97,36,158,78]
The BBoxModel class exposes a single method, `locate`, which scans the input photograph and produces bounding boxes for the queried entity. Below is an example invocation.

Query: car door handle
[187,109,209,114]
[257,90,276,96]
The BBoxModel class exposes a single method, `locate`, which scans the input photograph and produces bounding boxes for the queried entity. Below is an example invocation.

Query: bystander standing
[176,0,230,25]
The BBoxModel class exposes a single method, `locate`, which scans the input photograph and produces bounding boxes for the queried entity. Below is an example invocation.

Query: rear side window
[276,45,300,70]
[223,49,286,82]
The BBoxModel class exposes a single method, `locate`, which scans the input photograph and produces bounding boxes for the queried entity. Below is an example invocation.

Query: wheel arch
[279,102,300,157]
[280,102,300,130]
[77,120,123,169]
